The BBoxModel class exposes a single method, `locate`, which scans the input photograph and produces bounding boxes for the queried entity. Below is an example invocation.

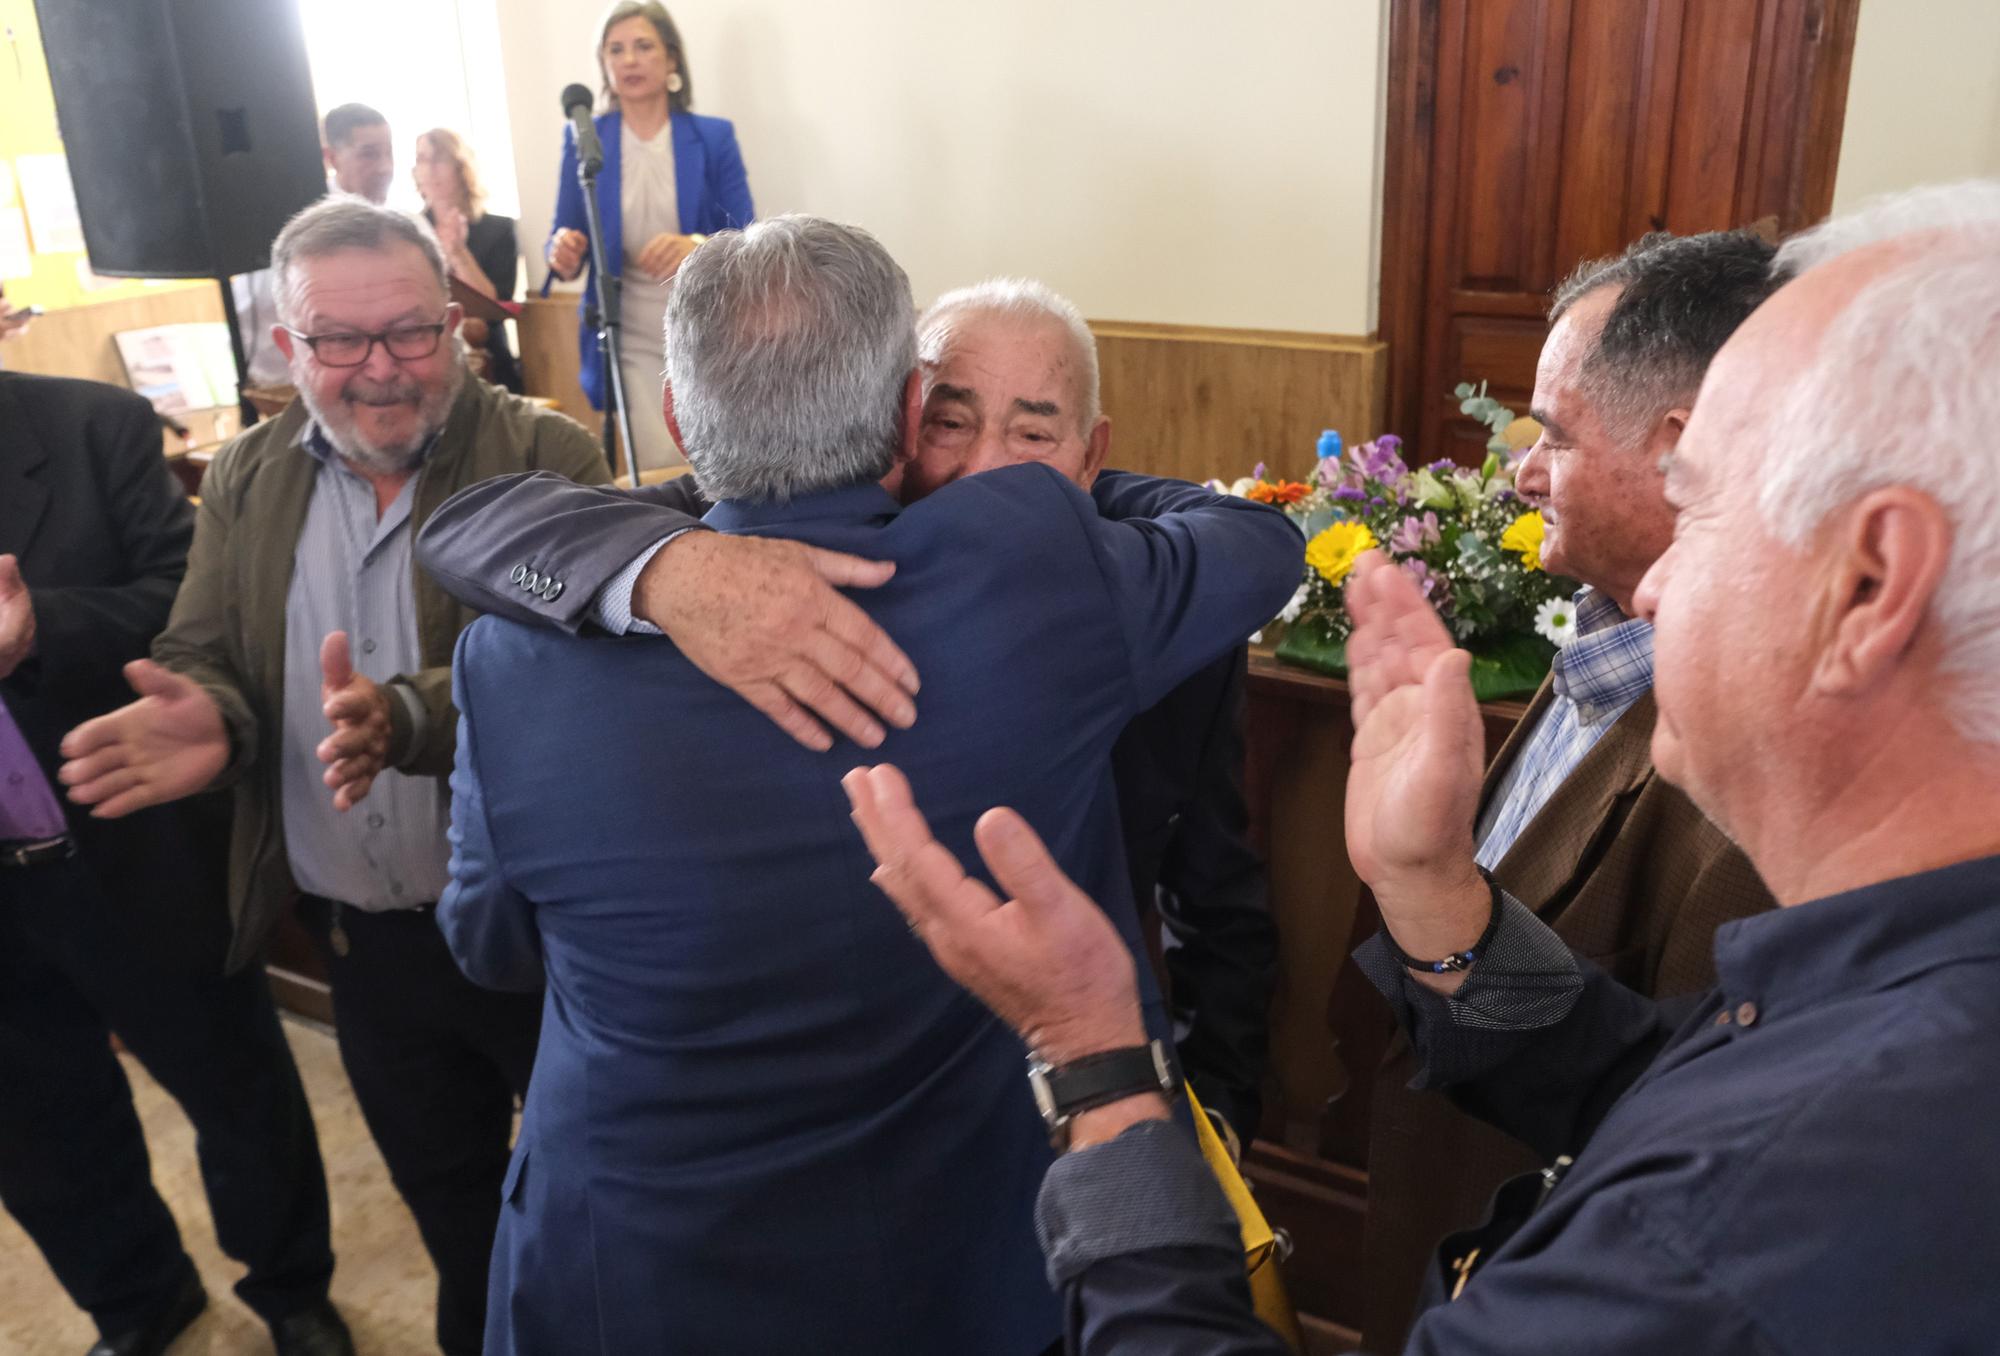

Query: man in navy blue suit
[437,215,1300,1355]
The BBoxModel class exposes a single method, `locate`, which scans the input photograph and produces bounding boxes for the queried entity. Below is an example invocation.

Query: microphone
[562,83,604,175]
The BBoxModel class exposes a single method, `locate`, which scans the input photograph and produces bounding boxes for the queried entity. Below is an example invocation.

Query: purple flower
[1316,455,1355,492]
[1351,438,1409,484]
[1377,434,1403,459]
[1428,459,1457,474]
[1332,485,1367,503]
[1252,461,1267,482]
[1401,557,1449,603]
[1388,510,1441,555]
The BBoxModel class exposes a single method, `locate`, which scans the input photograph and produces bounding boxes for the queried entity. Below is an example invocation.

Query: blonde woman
[414,127,524,392]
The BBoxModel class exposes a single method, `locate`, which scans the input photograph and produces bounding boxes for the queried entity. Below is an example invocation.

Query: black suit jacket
[417,470,1278,1136]
[0,372,230,971]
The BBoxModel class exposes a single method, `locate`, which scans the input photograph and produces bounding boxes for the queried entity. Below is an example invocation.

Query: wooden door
[1378,0,1861,464]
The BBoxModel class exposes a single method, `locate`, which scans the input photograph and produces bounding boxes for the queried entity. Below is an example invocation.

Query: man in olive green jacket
[57,197,608,1356]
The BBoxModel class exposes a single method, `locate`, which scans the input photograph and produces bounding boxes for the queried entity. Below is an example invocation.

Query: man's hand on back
[639,532,920,753]
[58,661,229,818]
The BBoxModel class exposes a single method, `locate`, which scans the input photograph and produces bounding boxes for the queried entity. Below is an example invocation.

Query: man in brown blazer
[1361,231,1783,1349]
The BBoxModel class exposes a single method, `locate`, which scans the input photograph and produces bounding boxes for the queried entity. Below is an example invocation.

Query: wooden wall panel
[3,284,224,387]
[518,294,595,428]
[1092,323,1388,484]
[517,303,1391,490]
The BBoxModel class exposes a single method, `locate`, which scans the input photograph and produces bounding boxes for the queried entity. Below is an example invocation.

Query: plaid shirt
[1475,589,1655,869]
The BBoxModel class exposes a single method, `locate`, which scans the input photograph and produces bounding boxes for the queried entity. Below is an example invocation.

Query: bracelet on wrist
[1380,870,1503,974]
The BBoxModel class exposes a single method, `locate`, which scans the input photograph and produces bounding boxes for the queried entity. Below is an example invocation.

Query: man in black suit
[0,372,351,1356]
[417,278,1278,1140]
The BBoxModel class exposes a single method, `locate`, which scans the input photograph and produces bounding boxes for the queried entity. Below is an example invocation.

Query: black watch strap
[1042,1041,1177,1118]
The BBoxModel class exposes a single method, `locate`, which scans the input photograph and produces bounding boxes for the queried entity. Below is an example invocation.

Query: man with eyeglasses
[58,195,610,1356]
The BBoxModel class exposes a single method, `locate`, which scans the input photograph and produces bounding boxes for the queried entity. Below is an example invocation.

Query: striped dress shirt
[1475,589,1655,869]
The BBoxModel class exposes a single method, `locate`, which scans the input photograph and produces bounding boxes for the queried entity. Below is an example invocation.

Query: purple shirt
[0,697,68,842]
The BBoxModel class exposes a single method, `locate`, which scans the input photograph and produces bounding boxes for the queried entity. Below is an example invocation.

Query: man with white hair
[418,275,1282,1145]
[58,195,611,1356]
[842,179,2000,1353]
[435,216,1300,1353]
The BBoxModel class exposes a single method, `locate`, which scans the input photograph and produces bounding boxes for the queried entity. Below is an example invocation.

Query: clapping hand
[317,631,393,811]
[59,662,229,818]
[548,228,589,281]
[1342,552,1491,976]
[634,232,698,281]
[842,764,1146,1067]
[0,555,33,681]
[432,204,470,255]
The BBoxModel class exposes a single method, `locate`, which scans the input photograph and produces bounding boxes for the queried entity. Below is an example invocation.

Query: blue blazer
[440,467,1302,1356]
[549,109,755,409]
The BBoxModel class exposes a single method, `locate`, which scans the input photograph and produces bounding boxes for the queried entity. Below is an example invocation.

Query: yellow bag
[1187,1087,1304,1352]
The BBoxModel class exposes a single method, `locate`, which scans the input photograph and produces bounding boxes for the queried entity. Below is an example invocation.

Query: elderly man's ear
[1811,486,1952,699]
[1080,416,1112,490]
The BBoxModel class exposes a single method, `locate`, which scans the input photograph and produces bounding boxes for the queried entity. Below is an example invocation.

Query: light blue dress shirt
[279,425,451,910]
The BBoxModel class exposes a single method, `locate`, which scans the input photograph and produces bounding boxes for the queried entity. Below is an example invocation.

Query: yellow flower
[1500,512,1546,572]
[1305,521,1378,587]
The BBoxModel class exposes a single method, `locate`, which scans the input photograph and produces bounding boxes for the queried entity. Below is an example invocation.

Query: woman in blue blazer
[546,2,754,469]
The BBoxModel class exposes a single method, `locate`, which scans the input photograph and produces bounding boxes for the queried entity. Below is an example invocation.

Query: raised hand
[843,764,1146,1066]
[1342,552,1491,967]
[0,555,34,680]
[59,661,228,818]
[640,532,919,752]
[317,631,393,811]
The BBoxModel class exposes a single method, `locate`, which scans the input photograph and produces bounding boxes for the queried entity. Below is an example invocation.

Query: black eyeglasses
[282,318,450,368]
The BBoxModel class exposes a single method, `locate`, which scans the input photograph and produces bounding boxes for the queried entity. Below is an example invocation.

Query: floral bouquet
[1213,384,1579,701]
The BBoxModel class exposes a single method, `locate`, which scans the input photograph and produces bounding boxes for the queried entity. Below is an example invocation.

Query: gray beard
[296,349,466,476]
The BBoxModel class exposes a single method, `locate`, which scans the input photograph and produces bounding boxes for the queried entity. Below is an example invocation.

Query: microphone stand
[573,137,642,488]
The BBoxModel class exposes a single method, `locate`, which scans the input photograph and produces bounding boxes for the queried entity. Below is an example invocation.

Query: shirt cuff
[1035,1119,1243,1290]
[588,530,699,636]
[388,681,429,771]
[1354,890,1584,1087]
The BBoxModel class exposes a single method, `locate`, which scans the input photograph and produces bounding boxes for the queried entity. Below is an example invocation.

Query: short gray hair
[271,196,449,327]
[1751,180,2000,742]
[1549,231,1779,443]
[664,215,914,504]
[917,278,1101,427]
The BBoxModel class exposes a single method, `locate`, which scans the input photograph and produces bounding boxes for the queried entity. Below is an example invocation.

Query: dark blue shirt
[1037,854,2000,1354]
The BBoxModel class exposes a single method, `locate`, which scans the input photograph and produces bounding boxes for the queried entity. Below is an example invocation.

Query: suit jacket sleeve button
[510,564,528,585]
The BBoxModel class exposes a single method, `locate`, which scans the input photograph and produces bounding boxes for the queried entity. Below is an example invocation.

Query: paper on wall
[15,154,85,255]
[0,208,31,280]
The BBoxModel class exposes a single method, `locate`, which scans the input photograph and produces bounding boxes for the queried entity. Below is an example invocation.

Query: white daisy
[1535,597,1578,649]
[1278,583,1309,623]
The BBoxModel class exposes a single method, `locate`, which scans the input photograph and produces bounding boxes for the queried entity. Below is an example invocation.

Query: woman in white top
[546,1,755,470]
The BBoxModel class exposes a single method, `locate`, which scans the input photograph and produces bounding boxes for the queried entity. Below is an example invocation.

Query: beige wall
[1833,0,2000,212]
[496,1,1390,336]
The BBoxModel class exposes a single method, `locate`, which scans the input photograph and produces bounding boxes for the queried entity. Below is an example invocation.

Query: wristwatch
[1027,1040,1179,1150]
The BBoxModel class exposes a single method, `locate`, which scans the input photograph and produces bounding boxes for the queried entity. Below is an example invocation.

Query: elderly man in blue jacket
[438,215,1300,1355]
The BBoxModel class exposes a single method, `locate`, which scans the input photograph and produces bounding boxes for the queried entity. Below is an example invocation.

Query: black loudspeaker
[33,0,329,278]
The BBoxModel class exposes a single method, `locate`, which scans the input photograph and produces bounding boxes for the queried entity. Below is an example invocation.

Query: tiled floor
[0,1015,443,1355]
